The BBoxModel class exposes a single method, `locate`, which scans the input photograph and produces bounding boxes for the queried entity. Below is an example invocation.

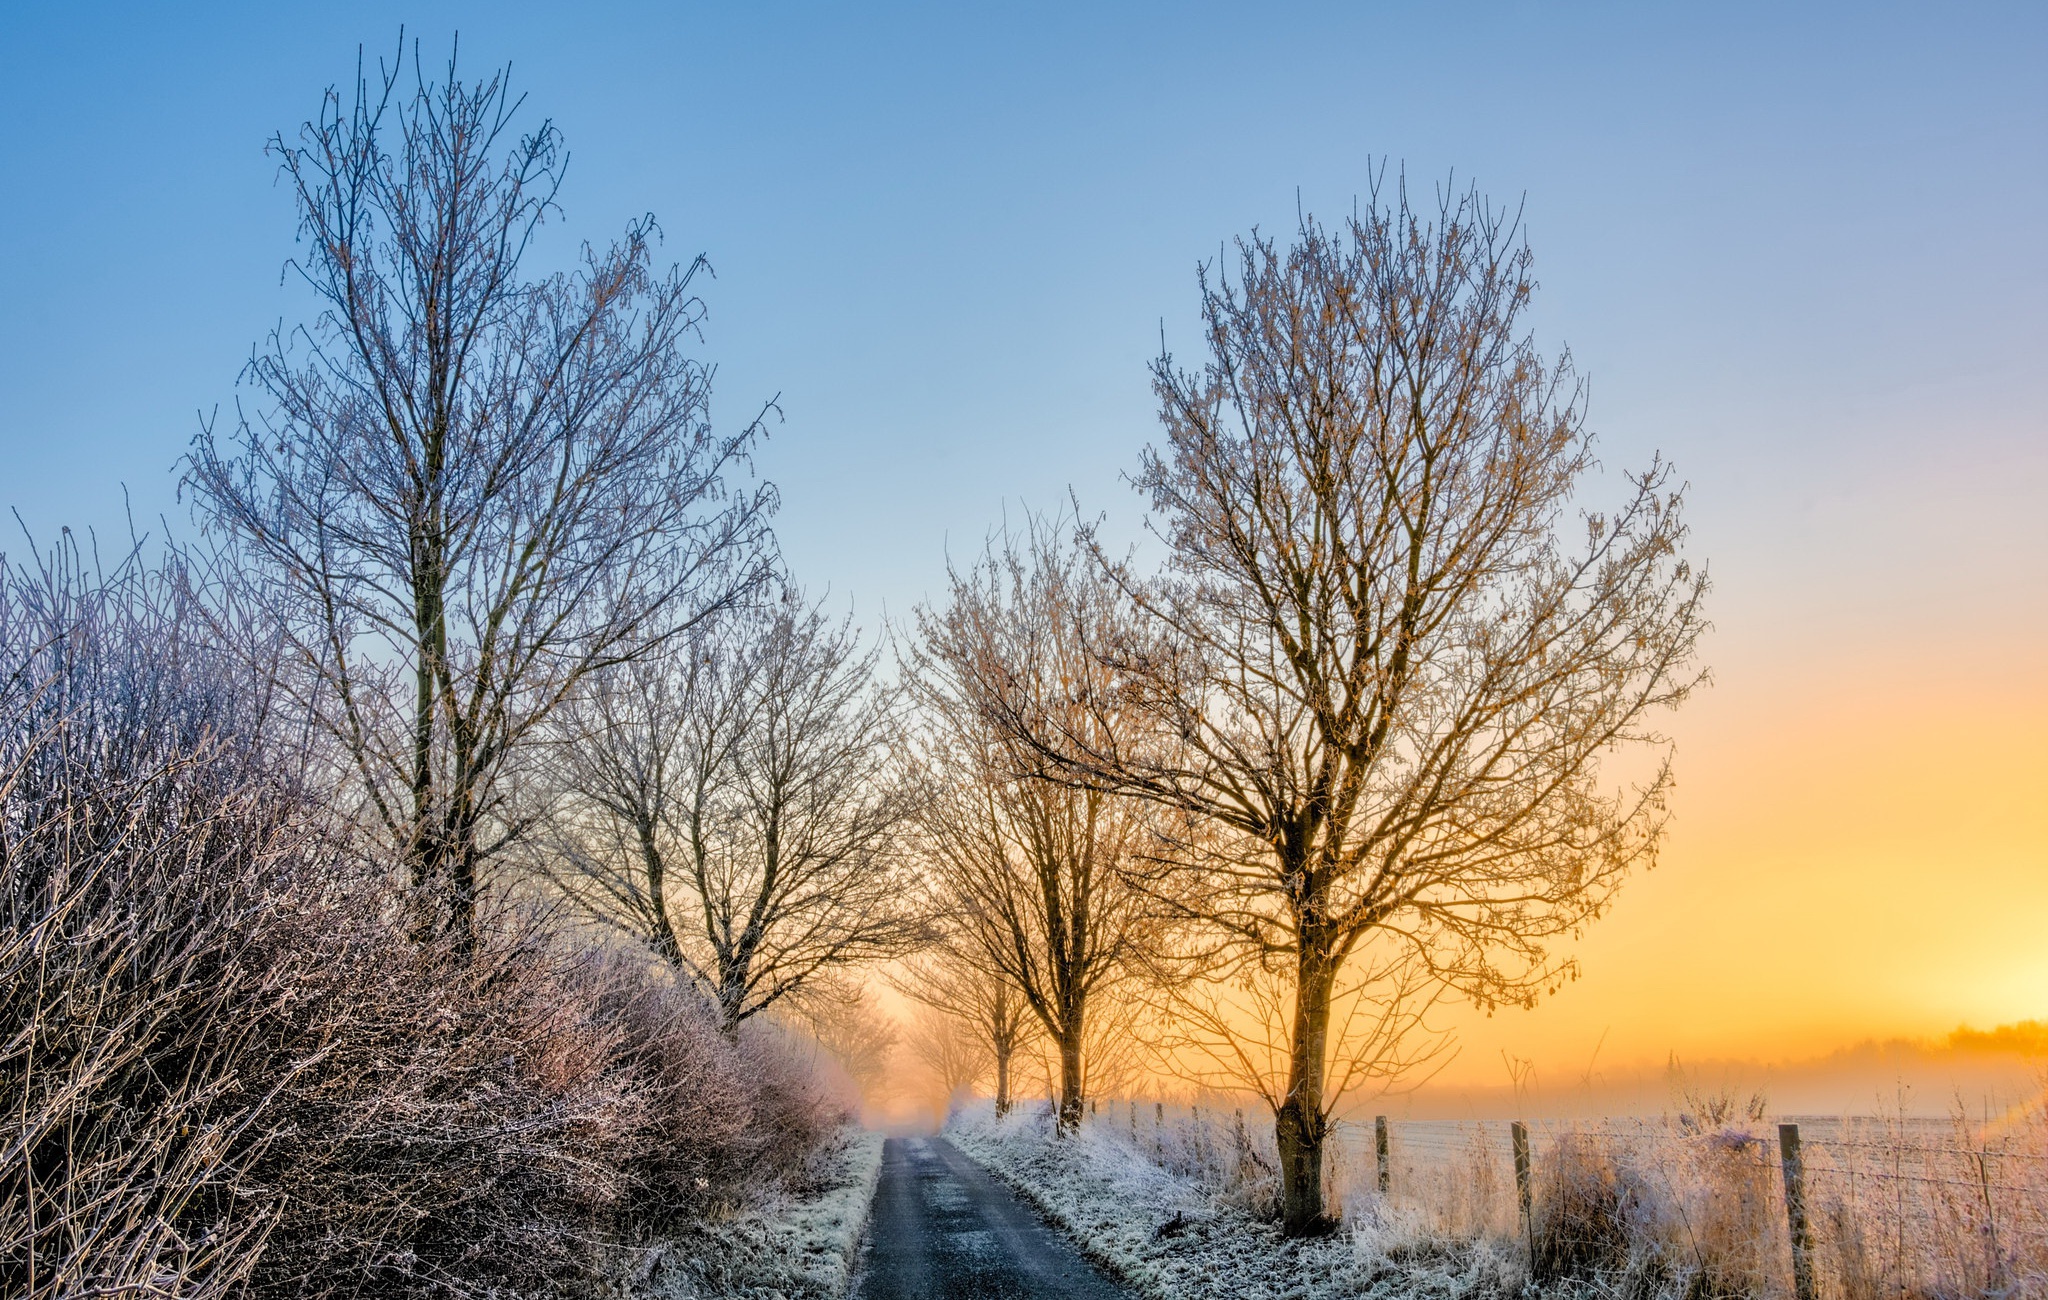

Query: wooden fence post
[1375,1115,1391,1194]
[1511,1121,1533,1234]
[1778,1123,1817,1300]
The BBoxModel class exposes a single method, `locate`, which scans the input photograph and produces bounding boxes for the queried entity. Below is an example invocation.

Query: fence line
[1063,1097,2047,1299]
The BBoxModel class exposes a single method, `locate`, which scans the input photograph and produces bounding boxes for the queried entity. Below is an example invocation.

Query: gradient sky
[4,2,2043,1085]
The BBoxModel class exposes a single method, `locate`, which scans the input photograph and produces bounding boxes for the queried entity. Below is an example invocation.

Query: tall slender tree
[890,945,1037,1116]
[186,46,775,948]
[910,517,1153,1134]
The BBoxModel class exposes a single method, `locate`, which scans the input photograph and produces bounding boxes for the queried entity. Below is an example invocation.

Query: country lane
[855,1136,1132,1300]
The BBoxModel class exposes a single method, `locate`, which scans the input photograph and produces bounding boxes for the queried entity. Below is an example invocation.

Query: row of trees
[178,47,1705,1239]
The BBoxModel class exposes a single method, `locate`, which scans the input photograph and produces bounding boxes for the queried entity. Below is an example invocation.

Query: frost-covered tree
[546,595,925,1033]
[976,179,1709,1232]
[910,517,1154,1134]
[186,46,775,950]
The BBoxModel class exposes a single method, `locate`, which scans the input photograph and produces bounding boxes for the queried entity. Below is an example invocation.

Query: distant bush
[0,545,848,1299]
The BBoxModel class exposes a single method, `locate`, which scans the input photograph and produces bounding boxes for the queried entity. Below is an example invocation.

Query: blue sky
[3,2,2046,1066]
[5,1,2041,629]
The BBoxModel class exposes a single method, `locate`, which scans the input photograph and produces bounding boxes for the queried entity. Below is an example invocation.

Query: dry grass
[1803,1110,2048,1300]
[1512,1108,2048,1299]
[1077,1093,2048,1299]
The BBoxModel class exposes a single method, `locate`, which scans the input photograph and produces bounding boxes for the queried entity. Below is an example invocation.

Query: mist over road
[857,1136,1131,1300]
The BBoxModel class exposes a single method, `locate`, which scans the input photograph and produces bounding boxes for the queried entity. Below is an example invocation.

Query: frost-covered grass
[946,1105,1521,1300]
[953,1099,2048,1300]
[640,1125,886,1299]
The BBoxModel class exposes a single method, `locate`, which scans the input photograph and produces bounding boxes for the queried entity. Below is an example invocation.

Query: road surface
[856,1136,1131,1300]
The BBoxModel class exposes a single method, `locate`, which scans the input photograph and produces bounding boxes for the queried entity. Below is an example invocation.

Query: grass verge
[642,1126,886,1299]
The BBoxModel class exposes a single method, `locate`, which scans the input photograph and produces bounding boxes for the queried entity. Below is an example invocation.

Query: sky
[3,2,2043,1097]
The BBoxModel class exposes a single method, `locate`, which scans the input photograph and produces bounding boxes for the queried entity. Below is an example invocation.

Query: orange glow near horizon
[1415,630,2048,1092]
[867,625,2048,1121]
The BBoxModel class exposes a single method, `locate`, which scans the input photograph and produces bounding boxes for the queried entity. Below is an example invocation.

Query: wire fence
[1071,1097,2048,1299]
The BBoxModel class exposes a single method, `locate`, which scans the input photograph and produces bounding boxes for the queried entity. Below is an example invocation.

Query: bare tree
[890,945,1037,1115]
[1144,935,1451,1129]
[185,46,775,950]
[976,181,1709,1231]
[902,1002,992,1107]
[793,982,900,1097]
[546,594,925,1033]
[909,518,1154,1134]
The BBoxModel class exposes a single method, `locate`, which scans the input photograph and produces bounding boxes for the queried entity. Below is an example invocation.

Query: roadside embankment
[643,1126,886,1299]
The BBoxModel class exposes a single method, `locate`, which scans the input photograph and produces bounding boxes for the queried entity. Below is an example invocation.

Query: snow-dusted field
[946,1106,1520,1300]
[641,1126,886,1299]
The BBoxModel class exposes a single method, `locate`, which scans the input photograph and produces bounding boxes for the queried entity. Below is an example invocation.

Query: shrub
[0,542,303,1298]
[1529,1124,1799,1298]
[1531,1131,1637,1286]
[592,955,851,1220]
[0,545,847,1298]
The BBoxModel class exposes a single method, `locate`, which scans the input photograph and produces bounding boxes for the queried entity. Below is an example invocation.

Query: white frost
[946,1105,1520,1300]
[641,1125,886,1299]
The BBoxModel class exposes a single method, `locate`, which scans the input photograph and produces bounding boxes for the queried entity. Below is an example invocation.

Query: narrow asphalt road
[856,1136,1132,1300]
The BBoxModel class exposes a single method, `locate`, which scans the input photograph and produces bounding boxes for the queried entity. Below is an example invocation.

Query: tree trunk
[443,777,480,958]
[716,961,749,1039]
[1056,1024,1085,1136]
[408,513,452,945]
[994,1042,1013,1116]
[1276,938,1337,1236]
[449,839,479,959]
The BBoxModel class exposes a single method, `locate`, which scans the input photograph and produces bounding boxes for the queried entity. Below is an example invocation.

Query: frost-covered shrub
[1531,1131,1639,1285]
[242,897,653,1297]
[1531,1122,1807,1299]
[601,969,854,1222]
[597,958,762,1215]
[0,547,847,1299]
[737,1022,858,1192]
[1679,1131,1782,1296]
[0,544,311,1299]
